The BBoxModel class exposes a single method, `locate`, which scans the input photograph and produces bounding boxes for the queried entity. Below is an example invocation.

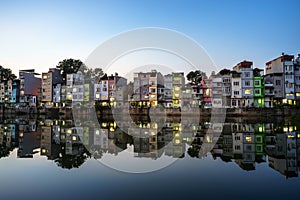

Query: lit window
[245,89,251,95]
[245,136,252,142]
[72,136,77,141]
[96,94,100,99]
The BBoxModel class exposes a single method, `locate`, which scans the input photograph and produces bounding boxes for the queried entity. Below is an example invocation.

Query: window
[234,91,239,95]
[255,89,260,94]
[286,65,293,71]
[254,80,260,86]
[234,145,241,150]
[233,81,239,86]
[232,100,236,106]
[245,81,251,86]
[287,82,293,88]
[151,88,156,93]
[245,72,250,77]
[245,89,251,95]
[276,80,281,86]
[245,136,252,142]
[256,137,262,143]
[235,136,241,140]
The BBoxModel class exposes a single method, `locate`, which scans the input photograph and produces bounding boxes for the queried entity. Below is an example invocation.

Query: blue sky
[0,0,299,76]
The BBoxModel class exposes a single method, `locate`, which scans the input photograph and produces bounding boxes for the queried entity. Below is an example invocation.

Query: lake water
[1,115,299,199]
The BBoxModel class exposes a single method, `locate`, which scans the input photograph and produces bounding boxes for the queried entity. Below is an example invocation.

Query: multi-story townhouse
[0,80,20,108]
[19,69,41,107]
[164,74,173,108]
[107,73,127,107]
[265,53,294,105]
[231,71,242,107]
[191,84,202,107]
[133,70,163,107]
[172,72,184,108]
[42,68,62,108]
[211,74,223,108]
[201,77,212,107]
[264,76,274,108]
[233,61,254,107]
[294,54,300,102]
[253,68,264,107]
[222,74,232,107]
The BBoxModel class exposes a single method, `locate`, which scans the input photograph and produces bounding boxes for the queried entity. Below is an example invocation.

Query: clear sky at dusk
[0,0,299,76]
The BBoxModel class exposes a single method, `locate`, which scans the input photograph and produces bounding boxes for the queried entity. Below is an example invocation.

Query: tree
[85,67,104,82]
[0,65,17,81]
[186,70,206,85]
[56,59,85,82]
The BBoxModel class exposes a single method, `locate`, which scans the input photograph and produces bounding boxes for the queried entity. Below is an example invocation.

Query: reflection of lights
[41,148,46,153]
[283,127,288,132]
[287,134,295,139]
[95,130,100,135]
[66,129,72,134]
[175,133,180,137]
[110,127,115,132]
[206,135,212,143]
[19,132,23,137]
[298,134,300,138]
[72,136,77,141]
[175,139,180,144]
[289,126,293,132]
[102,122,107,127]
[259,126,263,132]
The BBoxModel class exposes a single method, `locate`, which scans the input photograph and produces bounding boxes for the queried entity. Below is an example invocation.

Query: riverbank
[1,106,299,118]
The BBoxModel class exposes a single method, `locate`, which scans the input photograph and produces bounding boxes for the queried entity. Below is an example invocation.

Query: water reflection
[0,116,299,178]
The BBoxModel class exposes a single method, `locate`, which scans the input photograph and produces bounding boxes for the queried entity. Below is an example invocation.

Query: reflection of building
[18,131,40,158]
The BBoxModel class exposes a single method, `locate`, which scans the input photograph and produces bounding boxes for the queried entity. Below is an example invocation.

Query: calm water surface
[1,116,299,200]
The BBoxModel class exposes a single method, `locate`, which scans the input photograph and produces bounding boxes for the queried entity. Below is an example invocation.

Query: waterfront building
[222,74,232,107]
[172,72,184,108]
[294,54,300,102]
[265,53,294,105]
[19,69,41,107]
[233,61,254,107]
[107,73,127,107]
[0,80,20,108]
[211,74,223,108]
[201,77,212,107]
[253,68,264,107]
[133,70,163,107]
[231,71,242,107]
[164,74,173,108]
[41,68,63,108]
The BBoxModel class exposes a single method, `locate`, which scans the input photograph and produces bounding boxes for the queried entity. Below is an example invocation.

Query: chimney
[281,52,285,56]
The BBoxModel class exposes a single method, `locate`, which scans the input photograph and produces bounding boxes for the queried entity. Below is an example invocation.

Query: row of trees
[2,58,211,85]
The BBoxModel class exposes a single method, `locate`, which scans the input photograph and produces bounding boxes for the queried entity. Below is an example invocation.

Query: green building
[253,75,264,107]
